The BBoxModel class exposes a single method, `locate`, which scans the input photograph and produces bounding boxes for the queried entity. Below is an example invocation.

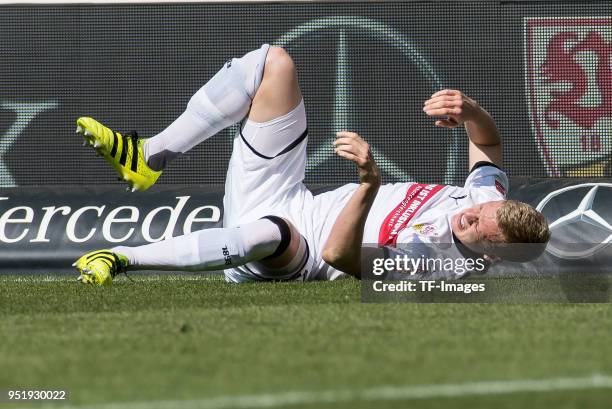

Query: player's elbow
[322,246,341,265]
[322,247,360,278]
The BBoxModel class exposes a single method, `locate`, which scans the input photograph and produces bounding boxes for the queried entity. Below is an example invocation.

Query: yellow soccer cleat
[75,117,161,191]
[73,250,130,286]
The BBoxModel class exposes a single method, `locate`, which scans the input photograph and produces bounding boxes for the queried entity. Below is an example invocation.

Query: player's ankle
[111,247,133,268]
[143,140,179,171]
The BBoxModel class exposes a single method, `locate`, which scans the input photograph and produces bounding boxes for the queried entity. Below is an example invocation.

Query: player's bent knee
[246,216,310,281]
[250,46,301,123]
[264,47,296,79]
[248,217,310,281]
[258,216,299,267]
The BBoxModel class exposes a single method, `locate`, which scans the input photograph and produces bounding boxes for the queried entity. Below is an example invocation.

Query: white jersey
[311,164,509,280]
[221,97,509,282]
[366,164,508,244]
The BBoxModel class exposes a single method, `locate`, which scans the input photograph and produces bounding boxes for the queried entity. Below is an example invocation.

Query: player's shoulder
[463,161,509,200]
[468,160,506,176]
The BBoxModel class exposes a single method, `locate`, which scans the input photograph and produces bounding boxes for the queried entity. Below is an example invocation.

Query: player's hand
[334,131,381,187]
[423,89,482,128]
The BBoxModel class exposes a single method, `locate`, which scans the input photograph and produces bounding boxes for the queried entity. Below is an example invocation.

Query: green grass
[0,275,611,408]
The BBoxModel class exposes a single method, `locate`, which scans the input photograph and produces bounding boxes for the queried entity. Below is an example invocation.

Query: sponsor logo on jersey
[524,17,612,177]
[378,183,444,246]
[449,194,467,205]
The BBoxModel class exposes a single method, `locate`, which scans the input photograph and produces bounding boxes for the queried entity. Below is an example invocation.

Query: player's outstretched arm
[322,132,381,278]
[423,89,502,170]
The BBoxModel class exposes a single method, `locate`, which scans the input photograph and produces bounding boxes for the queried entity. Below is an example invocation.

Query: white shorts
[223,100,319,283]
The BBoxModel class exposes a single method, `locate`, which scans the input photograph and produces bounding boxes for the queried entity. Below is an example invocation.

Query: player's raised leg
[75,44,271,191]
[74,46,312,285]
[74,216,307,285]
[238,46,304,156]
[222,46,309,228]
[249,46,302,123]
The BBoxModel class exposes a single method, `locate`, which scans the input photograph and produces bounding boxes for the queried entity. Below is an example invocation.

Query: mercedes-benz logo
[536,182,612,259]
[274,16,459,184]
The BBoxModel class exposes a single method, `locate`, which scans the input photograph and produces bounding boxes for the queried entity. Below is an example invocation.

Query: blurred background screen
[1,1,610,187]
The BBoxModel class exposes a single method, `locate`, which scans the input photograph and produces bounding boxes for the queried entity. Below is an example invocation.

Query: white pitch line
[0,275,216,283]
[32,374,612,409]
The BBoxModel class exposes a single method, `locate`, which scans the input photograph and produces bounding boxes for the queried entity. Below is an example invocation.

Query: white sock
[112,217,284,271]
[144,44,270,170]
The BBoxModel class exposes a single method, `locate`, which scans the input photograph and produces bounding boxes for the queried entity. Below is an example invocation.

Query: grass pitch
[1,275,611,408]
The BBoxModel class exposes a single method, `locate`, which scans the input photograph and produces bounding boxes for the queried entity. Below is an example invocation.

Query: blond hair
[496,200,550,244]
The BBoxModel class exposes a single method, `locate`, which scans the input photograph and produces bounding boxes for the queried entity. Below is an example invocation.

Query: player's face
[451,201,505,252]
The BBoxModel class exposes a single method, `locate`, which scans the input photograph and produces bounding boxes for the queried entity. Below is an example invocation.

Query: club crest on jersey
[411,223,437,237]
[524,17,612,177]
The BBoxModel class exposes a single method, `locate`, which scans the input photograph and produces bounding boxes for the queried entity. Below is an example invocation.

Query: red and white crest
[524,17,612,176]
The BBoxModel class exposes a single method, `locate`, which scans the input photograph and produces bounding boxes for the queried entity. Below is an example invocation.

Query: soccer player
[73,44,549,285]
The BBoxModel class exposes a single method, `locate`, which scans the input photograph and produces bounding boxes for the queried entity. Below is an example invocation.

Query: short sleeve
[464,161,509,202]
